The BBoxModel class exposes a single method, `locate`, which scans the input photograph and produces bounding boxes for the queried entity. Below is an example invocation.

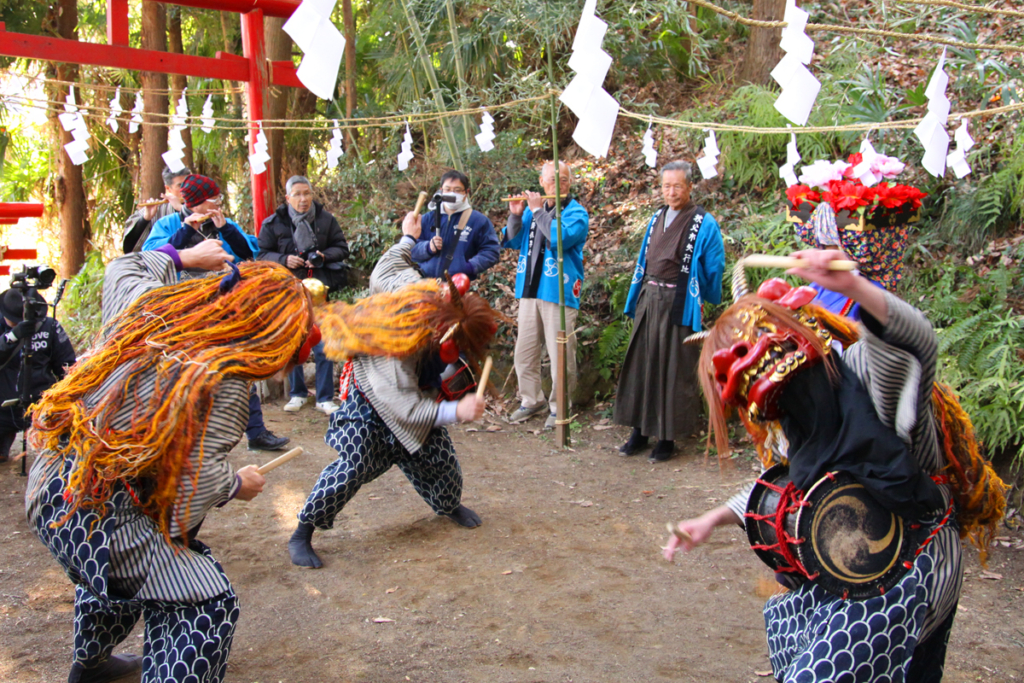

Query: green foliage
[593,271,634,382]
[904,259,1024,466]
[931,131,1024,253]
[58,251,106,350]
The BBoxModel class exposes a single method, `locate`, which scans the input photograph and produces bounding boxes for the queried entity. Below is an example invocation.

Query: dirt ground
[2,404,1024,683]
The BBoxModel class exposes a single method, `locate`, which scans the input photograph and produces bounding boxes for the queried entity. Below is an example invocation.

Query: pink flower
[798,159,851,190]
[871,155,906,178]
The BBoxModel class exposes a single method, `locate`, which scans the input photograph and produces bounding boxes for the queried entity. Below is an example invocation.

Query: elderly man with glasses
[259,175,350,416]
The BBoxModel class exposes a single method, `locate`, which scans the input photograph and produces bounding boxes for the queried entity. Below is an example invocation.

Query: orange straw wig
[30,261,313,541]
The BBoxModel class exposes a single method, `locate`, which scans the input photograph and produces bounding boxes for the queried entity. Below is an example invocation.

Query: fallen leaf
[593,424,616,431]
[755,671,774,677]
[573,500,594,507]
[502,570,513,575]
[980,571,1003,580]
[642,490,653,496]
[368,495,382,500]
[386,586,399,594]
[486,425,502,432]
[373,617,394,623]
[465,427,480,433]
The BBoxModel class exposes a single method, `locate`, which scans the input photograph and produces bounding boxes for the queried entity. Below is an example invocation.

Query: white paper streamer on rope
[778,125,801,187]
[771,0,820,126]
[913,48,951,177]
[128,92,144,134]
[200,95,215,133]
[475,109,496,152]
[283,0,345,100]
[106,87,122,133]
[59,87,90,166]
[162,88,189,173]
[559,1,619,158]
[697,128,719,179]
[641,121,657,168]
[397,123,414,171]
[946,118,974,179]
[326,120,344,169]
[248,121,271,174]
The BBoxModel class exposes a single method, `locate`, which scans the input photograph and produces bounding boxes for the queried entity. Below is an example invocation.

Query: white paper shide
[771,0,820,126]
[697,129,719,179]
[326,120,344,169]
[248,121,271,175]
[59,87,90,166]
[476,110,496,153]
[397,123,414,171]
[913,48,951,177]
[162,88,189,174]
[946,118,973,179]
[559,0,619,158]
[641,122,657,168]
[106,87,122,133]
[284,0,345,100]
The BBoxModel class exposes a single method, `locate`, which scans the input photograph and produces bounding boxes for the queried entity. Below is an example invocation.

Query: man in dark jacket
[259,176,350,416]
[409,170,500,280]
[0,288,76,461]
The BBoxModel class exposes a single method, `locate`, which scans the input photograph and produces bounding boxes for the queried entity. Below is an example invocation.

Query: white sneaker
[316,401,340,415]
[284,396,308,412]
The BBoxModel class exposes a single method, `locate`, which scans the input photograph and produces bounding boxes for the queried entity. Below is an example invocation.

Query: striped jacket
[726,289,961,639]
[28,251,246,603]
[351,237,440,453]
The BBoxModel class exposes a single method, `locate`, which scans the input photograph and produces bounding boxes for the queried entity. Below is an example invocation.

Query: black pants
[907,607,957,683]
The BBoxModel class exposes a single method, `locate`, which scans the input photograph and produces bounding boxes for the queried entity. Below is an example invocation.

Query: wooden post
[547,40,568,448]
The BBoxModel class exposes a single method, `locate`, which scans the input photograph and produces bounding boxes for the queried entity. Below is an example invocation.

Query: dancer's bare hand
[235,465,266,501]
[662,506,740,561]
[179,240,232,272]
[785,249,858,294]
[402,211,422,239]
[456,395,485,422]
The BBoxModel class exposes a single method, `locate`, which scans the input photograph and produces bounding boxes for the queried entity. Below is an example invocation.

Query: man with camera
[121,165,191,254]
[140,174,288,452]
[0,279,75,462]
[409,170,500,280]
[258,175,350,416]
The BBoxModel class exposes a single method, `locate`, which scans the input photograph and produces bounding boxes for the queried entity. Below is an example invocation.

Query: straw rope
[685,0,1024,52]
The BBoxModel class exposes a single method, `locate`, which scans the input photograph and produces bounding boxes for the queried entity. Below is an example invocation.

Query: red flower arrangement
[788,152,927,216]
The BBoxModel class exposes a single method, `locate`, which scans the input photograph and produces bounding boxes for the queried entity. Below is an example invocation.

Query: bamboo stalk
[547,40,569,448]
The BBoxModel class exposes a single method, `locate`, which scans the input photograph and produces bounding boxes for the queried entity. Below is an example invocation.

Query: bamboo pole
[444,0,473,144]
[399,0,463,168]
[547,40,569,448]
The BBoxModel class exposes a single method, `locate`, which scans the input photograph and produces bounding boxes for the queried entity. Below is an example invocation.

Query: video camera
[9,264,56,323]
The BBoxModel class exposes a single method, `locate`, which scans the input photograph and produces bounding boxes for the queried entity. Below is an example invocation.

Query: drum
[746,466,927,600]
[795,471,926,600]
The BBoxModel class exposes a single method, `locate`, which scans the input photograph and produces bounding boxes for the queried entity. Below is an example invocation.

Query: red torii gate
[0,202,43,275]
[0,0,307,230]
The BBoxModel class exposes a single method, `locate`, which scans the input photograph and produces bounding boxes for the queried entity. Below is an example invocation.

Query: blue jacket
[143,213,259,263]
[624,207,725,331]
[502,199,589,310]
[409,209,500,279]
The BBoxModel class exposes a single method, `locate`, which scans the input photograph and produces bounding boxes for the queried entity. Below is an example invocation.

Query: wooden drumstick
[256,447,304,475]
[476,356,493,400]
[500,195,556,202]
[741,255,857,271]
[413,191,429,214]
[666,522,693,544]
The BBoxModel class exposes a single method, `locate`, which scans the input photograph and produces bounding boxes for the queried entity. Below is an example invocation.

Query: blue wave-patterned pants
[29,454,240,683]
[73,584,239,683]
[299,389,463,529]
[764,550,957,683]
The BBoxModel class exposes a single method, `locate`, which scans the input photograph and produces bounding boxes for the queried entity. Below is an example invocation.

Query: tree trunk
[342,0,357,147]
[140,2,168,200]
[220,11,243,114]
[44,0,89,279]
[280,87,318,181]
[167,7,194,170]
[264,15,291,202]
[738,0,786,85]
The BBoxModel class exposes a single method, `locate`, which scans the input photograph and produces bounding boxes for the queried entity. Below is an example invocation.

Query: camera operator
[258,176,349,416]
[0,287,75,462]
